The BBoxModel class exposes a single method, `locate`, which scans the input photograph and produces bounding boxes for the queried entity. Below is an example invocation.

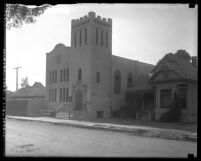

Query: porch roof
[126,74,153,94]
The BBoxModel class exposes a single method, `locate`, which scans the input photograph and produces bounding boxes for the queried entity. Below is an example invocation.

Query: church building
[46,11,154,119]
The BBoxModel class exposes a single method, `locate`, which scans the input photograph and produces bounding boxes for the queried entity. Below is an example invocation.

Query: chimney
[191,56,198,68]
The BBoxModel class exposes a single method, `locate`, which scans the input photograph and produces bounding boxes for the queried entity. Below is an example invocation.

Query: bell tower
[70,11,113,118]
[71,11,112,53]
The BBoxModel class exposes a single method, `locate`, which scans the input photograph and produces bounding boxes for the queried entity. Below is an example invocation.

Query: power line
[13,67,22,91]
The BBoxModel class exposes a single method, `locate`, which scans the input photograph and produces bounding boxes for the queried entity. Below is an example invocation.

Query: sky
[6,3,198,92]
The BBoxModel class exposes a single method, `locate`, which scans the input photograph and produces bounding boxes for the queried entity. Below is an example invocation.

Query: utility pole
[13,67,22,91]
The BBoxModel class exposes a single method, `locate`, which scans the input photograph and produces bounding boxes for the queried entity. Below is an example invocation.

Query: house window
[127,73,133,88]
[85,28,87,45]
[96,72,100,83]
[80,30,82,46]
[74,32,76,48]
[101,30,103,46]
[178,85,188,109]
[60,88,62,102]
[106,31,108,48]
[78,68,82,81]
[114,70,121,94]
[160,89,172,108]
[96,28,98,45]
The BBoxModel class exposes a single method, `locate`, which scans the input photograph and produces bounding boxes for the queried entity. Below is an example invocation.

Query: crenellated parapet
[71,11,112,29]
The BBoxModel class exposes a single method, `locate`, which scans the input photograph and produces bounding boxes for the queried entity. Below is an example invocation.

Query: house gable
[150,69,183,83]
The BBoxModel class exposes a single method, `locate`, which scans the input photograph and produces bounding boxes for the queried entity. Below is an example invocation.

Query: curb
[7,117,197,143]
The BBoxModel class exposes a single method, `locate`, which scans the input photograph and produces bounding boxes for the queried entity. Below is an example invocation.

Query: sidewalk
[6,115,197,142]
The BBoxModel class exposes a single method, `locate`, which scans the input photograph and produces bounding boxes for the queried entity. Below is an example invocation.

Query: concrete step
[56,112,70,119]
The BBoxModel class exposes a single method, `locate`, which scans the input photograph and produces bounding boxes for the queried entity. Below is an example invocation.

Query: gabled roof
[10,82,45,98]
[150,53,197,81]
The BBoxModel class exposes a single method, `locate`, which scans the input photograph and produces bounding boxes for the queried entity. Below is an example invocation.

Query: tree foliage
[21,77,30,88]
[5,4,51,29]
[175,50,191,62]
[159,92,182,123]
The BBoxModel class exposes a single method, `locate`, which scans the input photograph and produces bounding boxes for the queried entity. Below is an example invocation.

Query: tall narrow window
[114,71,121,94]
[66,88,69,102]
[49,89,51,101]
[60,70,62,82]
[63,88,65,102]
[160,89,172,108]
[51,89,54,102]
[67,68,69,82]
[178,85,188,109]
[80,30,82,46]
[127,73,133,88]
[85,28,87,45]
[96,72,100,83]
[101,30,103,46]
[78,68,82,81]
[63,69,66,82]
[96,28,98,45]
[106,31,108,48]
[49,72,51,84]
[54,88,57,102]
[55,71,57,83]
[74,32,76,48]
[53,71,55,83]
[60,88,62,102]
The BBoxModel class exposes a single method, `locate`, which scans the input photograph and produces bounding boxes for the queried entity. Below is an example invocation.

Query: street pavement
[6,115,197,142]
[5,119,197,157]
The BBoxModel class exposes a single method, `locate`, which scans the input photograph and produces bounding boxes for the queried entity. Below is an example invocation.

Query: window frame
[96,72,100,83]
[114,70,121,94]
[160,89,172,109]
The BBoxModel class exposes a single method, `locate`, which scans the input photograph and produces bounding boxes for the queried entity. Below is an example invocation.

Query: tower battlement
[71,11,112,29]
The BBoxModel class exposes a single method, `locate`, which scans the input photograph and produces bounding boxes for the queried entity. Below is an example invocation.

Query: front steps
[56,112,71,120]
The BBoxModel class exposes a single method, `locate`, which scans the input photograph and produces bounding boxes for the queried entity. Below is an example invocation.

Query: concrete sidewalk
[6,115,197,142]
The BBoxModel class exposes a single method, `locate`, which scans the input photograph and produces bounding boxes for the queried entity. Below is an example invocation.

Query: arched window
[127,73,133,88]
[114,70,121,94]
[78,68,82,81]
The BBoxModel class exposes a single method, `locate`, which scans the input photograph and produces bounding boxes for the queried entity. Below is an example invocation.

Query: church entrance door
[75,88,83,111]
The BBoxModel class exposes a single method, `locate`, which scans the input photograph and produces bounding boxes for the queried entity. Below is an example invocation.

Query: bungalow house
[6,82,47,117]
[125,50,197,123]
